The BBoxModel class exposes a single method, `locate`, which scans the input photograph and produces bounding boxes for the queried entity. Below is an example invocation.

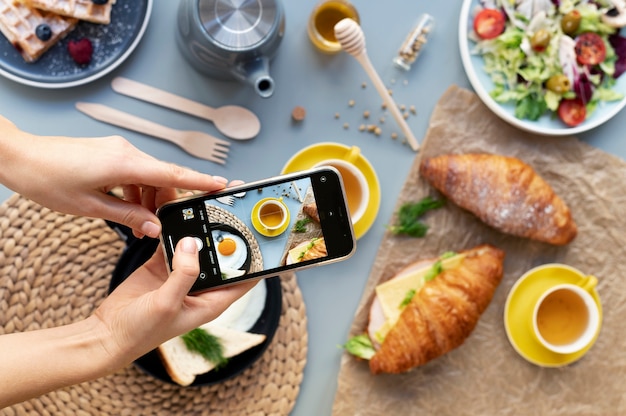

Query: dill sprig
[181,328,228,369]
[388,196,444,237]
[293,218,312,233]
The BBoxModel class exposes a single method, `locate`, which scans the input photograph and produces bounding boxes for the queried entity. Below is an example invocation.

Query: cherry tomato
[557,98,586,127]
[575,32,606,65]
[473,9,506,40]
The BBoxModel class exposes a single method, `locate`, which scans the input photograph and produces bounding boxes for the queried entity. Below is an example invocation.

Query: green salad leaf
[342,334,376,360]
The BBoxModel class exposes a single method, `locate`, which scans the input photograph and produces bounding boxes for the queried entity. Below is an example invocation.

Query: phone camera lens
[320,176,327,183]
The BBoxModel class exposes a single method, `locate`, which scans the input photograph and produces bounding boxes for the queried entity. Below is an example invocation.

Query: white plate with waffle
[0,0,151,88]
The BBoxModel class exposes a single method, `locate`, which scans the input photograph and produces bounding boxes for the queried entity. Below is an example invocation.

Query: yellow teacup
[313,146,369,225]
[525,265,600,355]
[257,199,287,231]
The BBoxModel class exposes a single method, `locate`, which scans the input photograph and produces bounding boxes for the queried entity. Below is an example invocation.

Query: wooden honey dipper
[334,18,419,152]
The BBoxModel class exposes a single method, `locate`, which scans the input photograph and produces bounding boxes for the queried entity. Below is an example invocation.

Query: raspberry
[68,38,93,65]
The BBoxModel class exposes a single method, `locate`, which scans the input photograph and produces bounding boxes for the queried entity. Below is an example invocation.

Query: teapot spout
[232,57,275,98]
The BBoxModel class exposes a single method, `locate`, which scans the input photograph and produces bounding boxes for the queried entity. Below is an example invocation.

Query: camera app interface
[172,176,329,286]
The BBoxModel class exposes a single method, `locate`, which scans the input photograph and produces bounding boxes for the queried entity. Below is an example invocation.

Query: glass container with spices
[393,13,435,71]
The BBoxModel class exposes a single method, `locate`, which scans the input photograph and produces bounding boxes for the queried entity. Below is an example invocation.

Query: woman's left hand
[0,116,229,239]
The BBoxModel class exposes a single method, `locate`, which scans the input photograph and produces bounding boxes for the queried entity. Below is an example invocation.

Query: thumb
[99,193,161,239]
[160,237,201,300]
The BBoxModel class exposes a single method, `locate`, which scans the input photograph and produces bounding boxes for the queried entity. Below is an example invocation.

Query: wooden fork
[75,102,230,165]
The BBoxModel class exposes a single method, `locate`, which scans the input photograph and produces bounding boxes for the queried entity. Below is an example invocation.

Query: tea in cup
[307,0,360,53]
[532,276,600,355]
[314,157,369,224]
[257,199,287,230]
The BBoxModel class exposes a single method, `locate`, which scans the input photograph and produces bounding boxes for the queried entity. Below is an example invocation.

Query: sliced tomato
[473,9,506,40]
[557,98,586,127]
[575,32,607,65]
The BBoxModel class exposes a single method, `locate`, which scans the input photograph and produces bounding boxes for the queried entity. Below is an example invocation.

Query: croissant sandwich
[419,153,577,245]
[286,237,327,264]
[344,244,504,374]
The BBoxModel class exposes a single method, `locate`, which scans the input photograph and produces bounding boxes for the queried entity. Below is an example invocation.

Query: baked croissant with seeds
[419,153,577,245]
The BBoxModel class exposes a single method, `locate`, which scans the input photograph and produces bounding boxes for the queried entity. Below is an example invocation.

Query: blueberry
[91,0,108,4]
[35,24,52,41]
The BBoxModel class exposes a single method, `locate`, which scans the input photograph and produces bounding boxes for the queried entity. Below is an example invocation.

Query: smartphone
[157,167,356,293]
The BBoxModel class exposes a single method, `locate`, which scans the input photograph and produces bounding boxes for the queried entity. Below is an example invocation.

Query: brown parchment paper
[332,85,626,415]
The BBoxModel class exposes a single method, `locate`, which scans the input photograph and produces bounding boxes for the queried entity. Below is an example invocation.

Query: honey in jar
[307,0,360,53]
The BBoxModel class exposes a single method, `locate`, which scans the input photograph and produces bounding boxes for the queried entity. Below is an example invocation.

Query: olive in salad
[470,0,626,127]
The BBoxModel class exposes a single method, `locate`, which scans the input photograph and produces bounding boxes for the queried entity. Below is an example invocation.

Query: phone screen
[158,168,355,292]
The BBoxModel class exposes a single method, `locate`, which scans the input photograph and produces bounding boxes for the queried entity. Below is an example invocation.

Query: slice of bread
[158,321,266,386]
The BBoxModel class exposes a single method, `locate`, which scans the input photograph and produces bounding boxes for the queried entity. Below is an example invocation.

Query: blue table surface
[1,1,625,415]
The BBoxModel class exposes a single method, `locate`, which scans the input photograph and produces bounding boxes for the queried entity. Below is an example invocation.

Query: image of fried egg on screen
[211,225,251,280]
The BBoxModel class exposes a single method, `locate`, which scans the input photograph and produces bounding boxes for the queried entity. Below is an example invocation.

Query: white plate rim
[458,0,626,136]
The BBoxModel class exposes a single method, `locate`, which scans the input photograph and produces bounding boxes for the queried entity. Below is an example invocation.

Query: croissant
[367,244,504,374]
[303,202,320,223]
[419,153,577,245]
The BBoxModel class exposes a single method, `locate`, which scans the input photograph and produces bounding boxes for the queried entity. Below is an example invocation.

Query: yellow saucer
[504,264,603,367]
[251,198,291,237]
[281,142,380,240]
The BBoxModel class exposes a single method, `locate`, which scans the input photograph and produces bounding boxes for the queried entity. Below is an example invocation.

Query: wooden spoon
[111,77,261,141]
[334,18,419,152]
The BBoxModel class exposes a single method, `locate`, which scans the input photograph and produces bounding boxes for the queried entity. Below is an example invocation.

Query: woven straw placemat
[0,194,308,415]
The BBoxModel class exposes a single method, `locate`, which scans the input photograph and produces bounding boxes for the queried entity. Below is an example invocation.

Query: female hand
[0,238,256,407]
[93,237,256,367]
[0,115,228,238]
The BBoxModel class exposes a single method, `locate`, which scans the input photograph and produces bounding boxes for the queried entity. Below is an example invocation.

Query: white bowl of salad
[459,0,626,136]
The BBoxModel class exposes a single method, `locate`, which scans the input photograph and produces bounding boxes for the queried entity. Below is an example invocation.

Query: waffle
[0,0,77,62]
[16,0,116,24]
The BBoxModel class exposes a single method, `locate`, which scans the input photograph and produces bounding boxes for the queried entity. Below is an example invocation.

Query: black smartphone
[157,167,356,293]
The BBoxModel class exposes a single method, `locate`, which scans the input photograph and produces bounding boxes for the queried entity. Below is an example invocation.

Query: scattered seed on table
[363,110,370,119]
[291,106,306,122]
[410,105,417,115]
[343,122,349,129]
[359,124,366,131]
[348,99,355,107]
[391,132,398,140]
[334,112,340,119]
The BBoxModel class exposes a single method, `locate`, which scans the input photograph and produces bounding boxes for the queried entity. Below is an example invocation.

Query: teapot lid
[198,0,280,49]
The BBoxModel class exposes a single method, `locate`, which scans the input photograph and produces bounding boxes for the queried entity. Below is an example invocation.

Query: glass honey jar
[307,0,360,53]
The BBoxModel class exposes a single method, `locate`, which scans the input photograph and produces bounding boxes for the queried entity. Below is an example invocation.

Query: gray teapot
[176,0,285,98]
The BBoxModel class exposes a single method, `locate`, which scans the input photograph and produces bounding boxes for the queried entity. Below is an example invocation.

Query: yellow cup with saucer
[281,142,380,240]
[504,263,602,367]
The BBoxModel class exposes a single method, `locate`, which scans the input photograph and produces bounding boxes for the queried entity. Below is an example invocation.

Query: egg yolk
[218,238,237,256]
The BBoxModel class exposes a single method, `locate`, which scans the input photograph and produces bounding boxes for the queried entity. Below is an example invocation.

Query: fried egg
[212,230,248,270]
